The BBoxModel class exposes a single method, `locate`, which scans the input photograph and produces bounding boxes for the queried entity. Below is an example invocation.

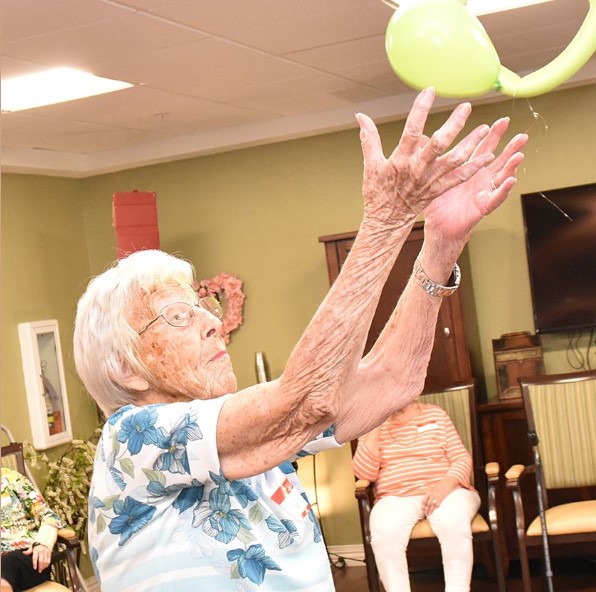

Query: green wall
[1,175,100,447]
[2,84,595,548]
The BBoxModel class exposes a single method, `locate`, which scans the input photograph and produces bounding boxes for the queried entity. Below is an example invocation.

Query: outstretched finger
[490,132,528,174]
[417,101,473,165]
[472,117,510,158]
[484,153,525,214]
[431,123,491,180]
[392,87,436,158]
[356,112,385,172]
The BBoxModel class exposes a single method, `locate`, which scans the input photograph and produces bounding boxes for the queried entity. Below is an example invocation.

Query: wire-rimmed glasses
[137,296,223,335]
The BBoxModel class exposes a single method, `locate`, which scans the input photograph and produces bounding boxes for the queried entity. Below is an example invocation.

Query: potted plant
[25,429,101,553]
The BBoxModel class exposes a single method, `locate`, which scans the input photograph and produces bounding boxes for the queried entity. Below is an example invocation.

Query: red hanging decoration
[112,191,160,259]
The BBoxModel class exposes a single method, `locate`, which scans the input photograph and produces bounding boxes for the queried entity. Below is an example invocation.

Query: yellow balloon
[498,0,596,97]
[385,0,596,99]
[386,0,500,97]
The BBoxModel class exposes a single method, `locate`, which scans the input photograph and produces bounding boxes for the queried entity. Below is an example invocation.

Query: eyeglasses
[138,297,223,335]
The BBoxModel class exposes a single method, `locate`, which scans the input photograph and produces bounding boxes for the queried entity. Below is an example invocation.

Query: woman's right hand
[23,542,52,573]
[356,87,495,230]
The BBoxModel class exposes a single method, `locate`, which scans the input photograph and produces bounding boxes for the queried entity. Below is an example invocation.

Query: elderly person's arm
[332,116,527,444]
[351,428,381,482]
[11,470,62,573]
[217,89,501,479]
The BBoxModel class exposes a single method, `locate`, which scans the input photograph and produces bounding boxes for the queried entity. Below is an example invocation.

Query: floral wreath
[194,272,246,343]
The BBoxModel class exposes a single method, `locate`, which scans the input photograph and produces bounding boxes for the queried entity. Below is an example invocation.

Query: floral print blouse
[88,396,342,592]
[1,467,62,553]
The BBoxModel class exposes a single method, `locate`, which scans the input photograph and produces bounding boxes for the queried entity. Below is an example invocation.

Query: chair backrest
[421,381,480,485]
[520,369,596,489]
[1,441,28,474]
[1,424,41,489]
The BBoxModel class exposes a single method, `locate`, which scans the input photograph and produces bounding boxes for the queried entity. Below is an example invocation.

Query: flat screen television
[521,182,596,334]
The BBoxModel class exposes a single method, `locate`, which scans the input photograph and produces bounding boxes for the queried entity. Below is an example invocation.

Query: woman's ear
[108,363,149,393]
[122,374,150,392]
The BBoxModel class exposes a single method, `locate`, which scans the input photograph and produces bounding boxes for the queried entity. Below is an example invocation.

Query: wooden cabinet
[319,222,472,387]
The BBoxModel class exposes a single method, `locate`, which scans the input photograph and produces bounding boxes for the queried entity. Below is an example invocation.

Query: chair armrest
[485,461,500,481]
[504,464,534,541]
[355,479,371,494]
[505,463,536,489]
[57,528,81,550]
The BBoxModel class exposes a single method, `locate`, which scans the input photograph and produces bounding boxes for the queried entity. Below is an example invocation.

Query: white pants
[369,488,481,592]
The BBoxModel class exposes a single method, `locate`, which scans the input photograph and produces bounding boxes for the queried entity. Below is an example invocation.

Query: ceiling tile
[1,11,206,69]
[0,0,125,44]
[1,111,164,153]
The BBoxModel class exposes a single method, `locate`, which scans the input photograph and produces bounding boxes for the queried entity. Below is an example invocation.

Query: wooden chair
[354,380,506,592]
[1,440,88,592]
[505,369,596,592]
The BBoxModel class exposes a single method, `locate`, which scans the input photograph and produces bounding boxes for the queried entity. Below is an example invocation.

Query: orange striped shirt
[352,405,473,499]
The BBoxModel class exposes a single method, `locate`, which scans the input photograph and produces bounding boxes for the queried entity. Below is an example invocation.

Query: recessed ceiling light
[467,0,556,16]
[1,67,133,113]
[384,0,556,16]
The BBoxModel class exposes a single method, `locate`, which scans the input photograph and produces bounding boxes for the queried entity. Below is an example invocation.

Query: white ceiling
[1,0,595,177]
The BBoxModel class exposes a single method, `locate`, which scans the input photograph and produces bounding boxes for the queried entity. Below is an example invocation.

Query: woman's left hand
[422,476,460,515]
[424,118,528,250]
[23,542,52,573]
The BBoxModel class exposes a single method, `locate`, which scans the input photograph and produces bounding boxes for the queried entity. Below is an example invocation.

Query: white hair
[73,250,194,417]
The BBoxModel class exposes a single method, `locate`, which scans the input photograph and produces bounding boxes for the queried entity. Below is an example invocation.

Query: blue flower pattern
[154,413,202,474]
[117,407,161,455]
[108,496,157,545]
[90,406,333,587]
[227,544,282,585]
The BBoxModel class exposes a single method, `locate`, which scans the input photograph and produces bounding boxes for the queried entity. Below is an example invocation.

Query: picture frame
[18,319,73,450]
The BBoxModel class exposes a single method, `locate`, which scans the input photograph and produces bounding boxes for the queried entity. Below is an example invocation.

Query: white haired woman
[73,88,526,591]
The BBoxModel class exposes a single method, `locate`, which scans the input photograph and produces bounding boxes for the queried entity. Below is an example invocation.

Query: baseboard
[326,544,366,567]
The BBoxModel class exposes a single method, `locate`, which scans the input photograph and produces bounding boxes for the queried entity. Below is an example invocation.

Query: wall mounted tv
[521,182,596,334]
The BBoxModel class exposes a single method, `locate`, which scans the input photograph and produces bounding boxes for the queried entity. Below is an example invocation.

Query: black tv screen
[521,183,596,334]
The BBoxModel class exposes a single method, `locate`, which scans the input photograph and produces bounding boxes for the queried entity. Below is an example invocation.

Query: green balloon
[386,0,500,98]
[497,0,596,97]
[385,0,596,99]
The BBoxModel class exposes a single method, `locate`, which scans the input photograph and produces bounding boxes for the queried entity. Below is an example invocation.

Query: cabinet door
[319,223,472,387]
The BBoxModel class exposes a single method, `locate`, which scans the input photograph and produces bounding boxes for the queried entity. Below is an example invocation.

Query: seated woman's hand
[357,87,496,230]
[23,543,52,573]
[422,476,460,516]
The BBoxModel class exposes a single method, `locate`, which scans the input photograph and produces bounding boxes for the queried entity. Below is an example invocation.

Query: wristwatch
[413,256,461,298]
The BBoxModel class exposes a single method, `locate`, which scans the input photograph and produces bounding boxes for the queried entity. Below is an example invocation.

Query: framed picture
[18,319,73,450]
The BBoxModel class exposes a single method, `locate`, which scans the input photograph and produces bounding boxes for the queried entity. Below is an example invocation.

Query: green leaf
[102,495,120,511]
[237,527,257,544]
[248,502,262,524]
[142,468,166,485]
[96,514,106,534]
[230,562,240,579]
[119,458,135,478]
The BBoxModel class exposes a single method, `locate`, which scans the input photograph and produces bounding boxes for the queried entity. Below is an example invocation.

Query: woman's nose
[198,309,222,340]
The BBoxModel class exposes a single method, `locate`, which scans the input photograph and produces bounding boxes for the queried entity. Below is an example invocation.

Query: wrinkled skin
[130,286,237,402]
[123,88,527,481]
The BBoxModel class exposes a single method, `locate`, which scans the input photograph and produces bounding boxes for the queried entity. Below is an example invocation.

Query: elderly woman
[74,88,527,591]
[1,467,63,592]
[353,400,480,592]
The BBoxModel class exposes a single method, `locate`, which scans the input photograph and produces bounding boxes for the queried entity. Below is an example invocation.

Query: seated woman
[352,400,480,592]
[1,467,62,592]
